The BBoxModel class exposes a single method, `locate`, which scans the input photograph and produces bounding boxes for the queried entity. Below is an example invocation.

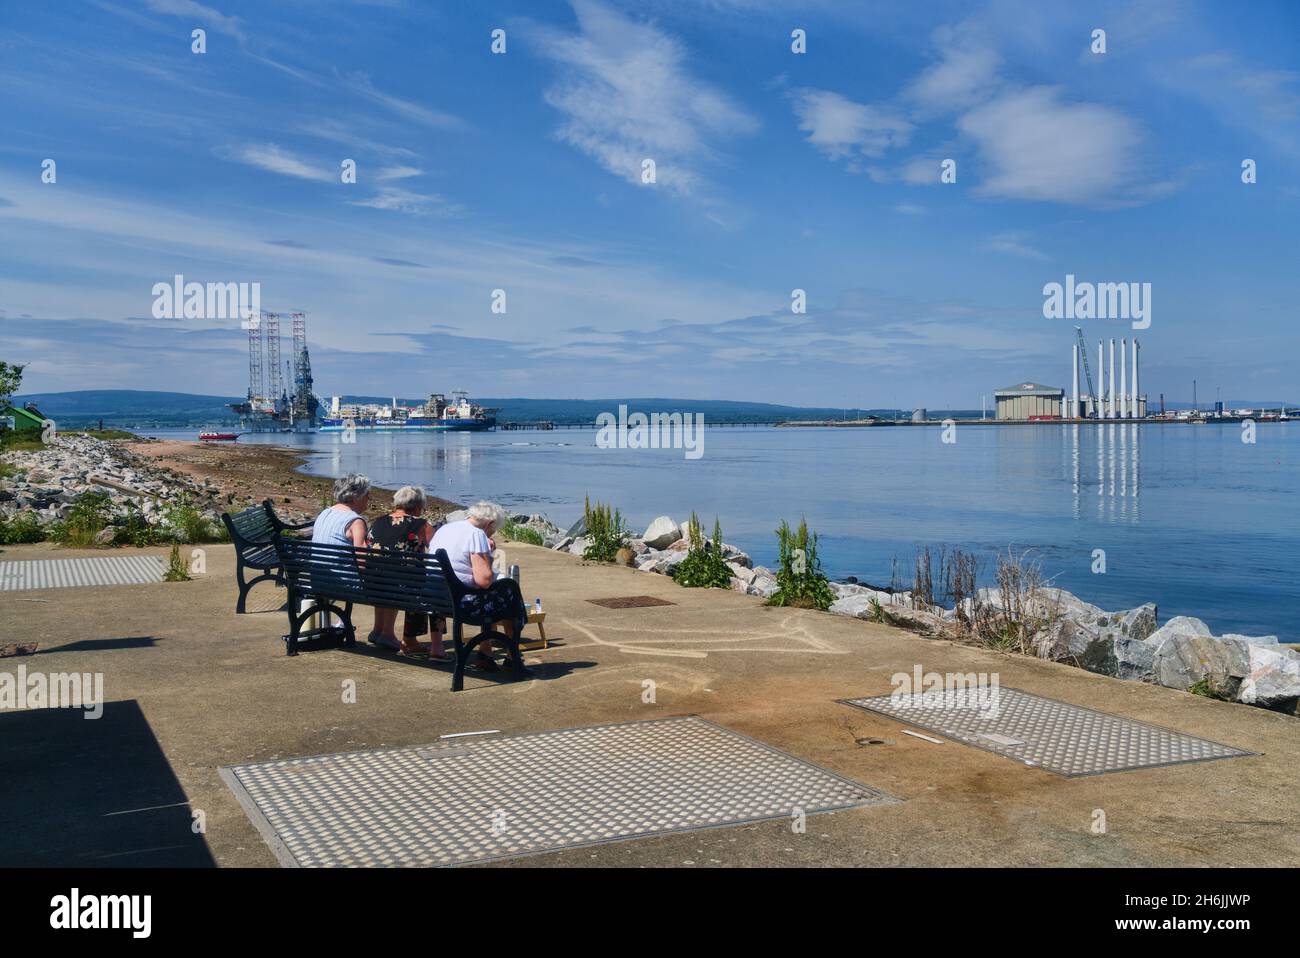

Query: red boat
[199,430,240,442]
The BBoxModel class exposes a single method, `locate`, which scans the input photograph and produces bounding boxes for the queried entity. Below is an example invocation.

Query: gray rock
[551,536,574,552]
[1153,634,1251,696]
[829,594,882,619]
[728,576,749,594]
[642,516,682,549]
[747,574,778,598]
[93,527,116,546]
[727,562,756,585]
[1145,615,1213,650]
[568,536,592,556]
[1093,603,1158,642]
[1239,645,1300,709]
[1221,633,1280,646]
[1034,617,1099,662]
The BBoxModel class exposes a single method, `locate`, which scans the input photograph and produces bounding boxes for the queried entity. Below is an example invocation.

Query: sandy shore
[124,439,462,521]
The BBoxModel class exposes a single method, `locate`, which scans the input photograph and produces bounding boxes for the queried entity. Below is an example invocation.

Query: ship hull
[318,416,495,433]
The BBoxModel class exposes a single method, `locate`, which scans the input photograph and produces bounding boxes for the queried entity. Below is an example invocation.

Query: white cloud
[984,231,1048,260]
[233,144,334,182]
[348,186,447,215]
[536,0,757,195]
[957,86,1144,205]
[789,89,912,165]
[143,0,243,38]
[904,25,1001,114]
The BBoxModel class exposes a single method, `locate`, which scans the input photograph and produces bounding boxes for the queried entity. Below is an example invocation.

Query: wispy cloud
[984,230,1048,260]
[535,0,757,195]
[231,144,334,182]
[789,89,912,168]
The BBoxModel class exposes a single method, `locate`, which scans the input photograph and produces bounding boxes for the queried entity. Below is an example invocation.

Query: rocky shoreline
[522,511,1300,716]
[5,440,1296,715]
[0,435,460,542]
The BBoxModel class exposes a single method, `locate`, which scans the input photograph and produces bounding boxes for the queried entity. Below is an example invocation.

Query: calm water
[161,423,1298,638]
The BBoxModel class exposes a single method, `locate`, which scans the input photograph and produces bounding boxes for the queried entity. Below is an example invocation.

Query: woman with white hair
[429,500,526,673]
[312,473,371,548]
[368,485,448,659]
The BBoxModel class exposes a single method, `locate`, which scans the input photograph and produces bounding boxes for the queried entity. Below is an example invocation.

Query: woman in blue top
[312,474,371,548]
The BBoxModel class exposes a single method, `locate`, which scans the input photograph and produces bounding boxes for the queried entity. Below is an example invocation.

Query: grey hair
[467,500,507,532]
[392,485,426,511]
[333,473,371,505]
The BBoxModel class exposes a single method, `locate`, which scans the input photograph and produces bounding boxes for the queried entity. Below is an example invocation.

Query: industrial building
[995,382,1066,420]
[997,333,1149,421]
[228,311,320,432]
[1068,332,1147,419]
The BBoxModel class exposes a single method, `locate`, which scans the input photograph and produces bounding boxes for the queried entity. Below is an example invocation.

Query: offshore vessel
[318,391,497,432]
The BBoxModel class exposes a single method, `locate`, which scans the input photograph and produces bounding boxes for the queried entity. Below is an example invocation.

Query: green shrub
[48,491,113,548]
[581,495,629,562]
[767,518,835,611]
[0,511,45,544]
[501,521,545,546]
[113,506,158,547]
[161,498,211,544]
[673,513,733,589]
[163,542,191,581]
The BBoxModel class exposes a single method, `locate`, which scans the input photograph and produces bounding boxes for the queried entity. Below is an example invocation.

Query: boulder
[1239,645,1300,709]
[1144,615,1212,650]
[1153,634,1251,696]
[568,536,592,556]
[728,576,749,594]
[747,574,778,599]
[1033,617,1098,662]
[641,516,681,549]
[93,527,116,546]
[727,562,756,585]
[1222,633,1280,646]
[551,536,574,552]
[829,594,881,619]
[1093,603,1158,642]
[881,606,957,638]
[628,539,649,556]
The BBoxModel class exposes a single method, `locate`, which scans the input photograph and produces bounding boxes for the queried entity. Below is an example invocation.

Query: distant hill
[12,390,241,427]
[15,389,908,428]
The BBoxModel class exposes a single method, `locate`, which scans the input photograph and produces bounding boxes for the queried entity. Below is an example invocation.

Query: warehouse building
[995,382,1065,420]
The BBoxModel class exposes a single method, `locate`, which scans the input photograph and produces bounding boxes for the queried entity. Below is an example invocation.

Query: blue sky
[1,0,1297,406]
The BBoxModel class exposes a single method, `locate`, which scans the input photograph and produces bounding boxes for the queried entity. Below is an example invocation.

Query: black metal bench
[272,538,527,692]
[219,500,313,613]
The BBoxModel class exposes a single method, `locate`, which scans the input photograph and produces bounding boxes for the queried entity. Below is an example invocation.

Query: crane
[1074,326,1097,418]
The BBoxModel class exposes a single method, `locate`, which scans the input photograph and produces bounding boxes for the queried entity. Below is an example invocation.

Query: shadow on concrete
[0,699,216,867]
[38,636,159,654]
[335,643,599,687]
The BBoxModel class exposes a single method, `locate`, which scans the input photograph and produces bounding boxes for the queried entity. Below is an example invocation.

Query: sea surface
[152,423,1298,638]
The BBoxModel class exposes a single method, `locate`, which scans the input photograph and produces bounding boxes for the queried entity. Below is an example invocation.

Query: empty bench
[220,500,314,613]
[272,538,528,692]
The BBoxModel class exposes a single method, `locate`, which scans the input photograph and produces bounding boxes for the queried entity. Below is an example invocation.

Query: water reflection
[1072,423,1140,521]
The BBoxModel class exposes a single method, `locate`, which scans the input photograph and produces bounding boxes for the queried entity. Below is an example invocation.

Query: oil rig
[228,311,320,432]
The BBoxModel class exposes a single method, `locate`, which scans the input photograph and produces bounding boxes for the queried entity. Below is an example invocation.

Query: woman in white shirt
[430,501,527,674]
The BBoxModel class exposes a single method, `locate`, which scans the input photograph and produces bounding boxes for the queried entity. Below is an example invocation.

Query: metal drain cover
[586,595,676,609]
[0,555,166,591]
[220,716,894,867]
[842,687,1254,777]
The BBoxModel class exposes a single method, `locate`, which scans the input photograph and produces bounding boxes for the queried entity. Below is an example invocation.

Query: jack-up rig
[228,311,320,432]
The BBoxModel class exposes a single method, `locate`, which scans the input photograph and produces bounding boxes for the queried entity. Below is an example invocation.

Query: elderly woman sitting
[313,473,370,547]
[368,485,448,660]
[429,500,528,674]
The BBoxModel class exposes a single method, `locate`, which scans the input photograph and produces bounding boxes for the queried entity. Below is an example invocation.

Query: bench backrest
[222,506,275,550]
[274,538,460,616]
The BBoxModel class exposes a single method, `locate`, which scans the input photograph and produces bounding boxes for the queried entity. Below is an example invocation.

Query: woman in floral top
[367,485,447,659]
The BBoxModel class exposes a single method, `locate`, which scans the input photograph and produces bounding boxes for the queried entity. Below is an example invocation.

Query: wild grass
[673,514,733,589]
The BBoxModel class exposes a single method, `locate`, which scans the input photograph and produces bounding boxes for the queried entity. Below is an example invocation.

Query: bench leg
[236,564,280,615]
[451,621,467,692]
